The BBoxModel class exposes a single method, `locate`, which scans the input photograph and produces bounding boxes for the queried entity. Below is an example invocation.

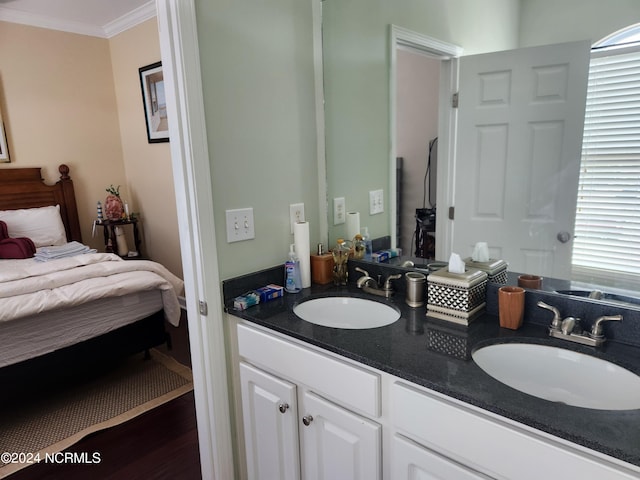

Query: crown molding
[104,1,156,38]
[0,1,156,38]
[0,7,104,37]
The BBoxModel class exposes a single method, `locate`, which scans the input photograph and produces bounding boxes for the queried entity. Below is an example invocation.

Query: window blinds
[572,47,640,278]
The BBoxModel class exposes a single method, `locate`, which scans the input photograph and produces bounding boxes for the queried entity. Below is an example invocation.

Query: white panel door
[453,41,590,278]
[300,390,381,480]
[391,434,492,480]
[239,362,301,480]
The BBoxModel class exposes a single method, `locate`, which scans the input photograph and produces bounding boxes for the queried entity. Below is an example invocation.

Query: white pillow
[0,205,67,247]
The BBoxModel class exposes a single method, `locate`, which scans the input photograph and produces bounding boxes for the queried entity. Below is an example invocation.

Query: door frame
[156,1,235,479]
[388,25,462,258]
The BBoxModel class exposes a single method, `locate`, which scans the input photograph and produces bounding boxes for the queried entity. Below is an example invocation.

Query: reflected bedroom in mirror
[321,0,640,308]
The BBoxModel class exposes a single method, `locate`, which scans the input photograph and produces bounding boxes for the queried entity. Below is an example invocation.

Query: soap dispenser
[285,244,302,293]
[361,227,373,260]
[353,234,366,259]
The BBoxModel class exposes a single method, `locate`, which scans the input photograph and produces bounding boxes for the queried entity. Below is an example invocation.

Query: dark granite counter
[223,264,640,470]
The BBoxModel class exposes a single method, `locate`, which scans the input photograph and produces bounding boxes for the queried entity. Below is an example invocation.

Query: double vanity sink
[225,270,640,469]
[293,295,640,411]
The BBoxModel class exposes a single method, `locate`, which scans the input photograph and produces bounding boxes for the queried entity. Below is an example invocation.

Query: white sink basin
[293,297,400,329]
[472,343,640,410]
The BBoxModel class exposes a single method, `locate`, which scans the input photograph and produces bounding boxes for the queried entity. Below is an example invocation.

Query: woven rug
[0,349,193,478]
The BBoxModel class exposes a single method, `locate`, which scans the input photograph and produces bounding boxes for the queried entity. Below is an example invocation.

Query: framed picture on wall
[139,61,170,143]
[0,112,9,163]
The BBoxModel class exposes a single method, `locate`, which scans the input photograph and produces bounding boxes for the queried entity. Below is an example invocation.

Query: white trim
[392,25,463,59]
[104,2,157,38]
[388,24,461,253]
[0,1,156,38]
[435,57,459,262]
[312,0,329,246]
[156,1,234,479]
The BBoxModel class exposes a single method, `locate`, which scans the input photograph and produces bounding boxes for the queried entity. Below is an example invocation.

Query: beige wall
[0,21,126,251]
[110,19,182,278]
[0,20,183,278]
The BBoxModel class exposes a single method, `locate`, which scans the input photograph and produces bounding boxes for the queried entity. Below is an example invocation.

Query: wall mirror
[320,0,640,305]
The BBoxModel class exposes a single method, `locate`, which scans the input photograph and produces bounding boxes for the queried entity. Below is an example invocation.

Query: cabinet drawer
[392,381,639,480]
[237,323,380,417]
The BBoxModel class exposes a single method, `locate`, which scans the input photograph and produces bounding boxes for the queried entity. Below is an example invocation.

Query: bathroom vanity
[224,269,640,480]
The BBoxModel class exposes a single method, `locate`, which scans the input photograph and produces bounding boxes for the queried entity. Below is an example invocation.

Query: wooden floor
[8,314,203,480]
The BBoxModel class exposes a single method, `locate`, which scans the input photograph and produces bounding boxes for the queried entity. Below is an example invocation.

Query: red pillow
[0,221,36,259]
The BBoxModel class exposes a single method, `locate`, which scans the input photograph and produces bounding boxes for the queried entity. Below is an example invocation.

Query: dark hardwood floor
[8,313,202,480]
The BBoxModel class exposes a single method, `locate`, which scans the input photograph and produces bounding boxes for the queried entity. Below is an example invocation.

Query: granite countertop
[224,273,640,469]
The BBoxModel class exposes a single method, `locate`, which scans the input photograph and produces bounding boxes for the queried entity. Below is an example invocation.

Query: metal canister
[405,271,427,307]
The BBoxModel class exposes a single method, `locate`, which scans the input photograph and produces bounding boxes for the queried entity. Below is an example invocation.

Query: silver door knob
[278,403,289,414]
[302,415,313,426]
[557,231,571,243]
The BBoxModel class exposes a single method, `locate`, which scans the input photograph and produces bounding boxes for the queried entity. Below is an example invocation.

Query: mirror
[321,0,640,300]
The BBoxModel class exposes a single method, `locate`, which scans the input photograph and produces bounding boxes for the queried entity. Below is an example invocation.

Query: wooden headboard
[0,164,82,242]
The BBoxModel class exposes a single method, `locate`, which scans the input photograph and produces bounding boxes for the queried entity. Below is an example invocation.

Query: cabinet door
[300,390,381,480]
[392,434,492,480]
[239,362,301,480]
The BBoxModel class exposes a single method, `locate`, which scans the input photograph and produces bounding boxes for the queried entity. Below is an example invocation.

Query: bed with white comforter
[0,251,184,369]
[0,252,183,325]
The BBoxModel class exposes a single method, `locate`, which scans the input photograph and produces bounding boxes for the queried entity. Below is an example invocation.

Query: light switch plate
[289,203,305,234]
[225,208,255,243]
[369,189,384,215]
[334,197,346,225]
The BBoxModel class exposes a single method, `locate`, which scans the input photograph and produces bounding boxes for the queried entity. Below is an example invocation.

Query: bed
[0,165,183,399]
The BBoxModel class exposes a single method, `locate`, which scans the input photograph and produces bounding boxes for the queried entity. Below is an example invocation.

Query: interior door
[452,41,590,277]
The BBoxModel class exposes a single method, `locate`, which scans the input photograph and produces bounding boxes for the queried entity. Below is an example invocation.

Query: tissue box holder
[427,268,488,325]
[463,258,508,284]
[426,322,472,360]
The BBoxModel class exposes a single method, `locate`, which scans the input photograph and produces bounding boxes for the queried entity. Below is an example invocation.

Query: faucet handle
[589,314,623,339]
[355,266,370,277]
[537,301,562,330]
[383,273,402,290]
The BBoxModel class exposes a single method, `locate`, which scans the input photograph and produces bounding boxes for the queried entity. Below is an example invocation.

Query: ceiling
[0,0,155,38]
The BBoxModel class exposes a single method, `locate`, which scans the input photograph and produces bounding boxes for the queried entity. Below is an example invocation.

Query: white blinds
[573,47,640,277]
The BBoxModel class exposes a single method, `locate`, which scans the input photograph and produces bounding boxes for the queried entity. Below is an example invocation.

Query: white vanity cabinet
[239,362,300,480]
[391,381,640,480]
[231,317,640,480]
[299,390,381,480]
[391,434,492,480]
[236,322,382,480]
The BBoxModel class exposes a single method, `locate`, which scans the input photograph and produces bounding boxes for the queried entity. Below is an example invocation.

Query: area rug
[0,349,193,478]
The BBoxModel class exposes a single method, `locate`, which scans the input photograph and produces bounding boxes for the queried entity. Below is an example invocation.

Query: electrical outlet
[369,189,384,215]
[289,203,305,233]
[225,208,255,243]
[334,197,346,225]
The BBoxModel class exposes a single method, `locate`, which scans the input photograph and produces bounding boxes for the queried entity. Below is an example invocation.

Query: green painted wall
[519,0,640,47]
[323,0,520,246]
[191,0,639,280]
[195,0,320,279]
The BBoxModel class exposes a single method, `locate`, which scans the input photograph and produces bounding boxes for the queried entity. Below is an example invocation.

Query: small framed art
[139,61,169,143]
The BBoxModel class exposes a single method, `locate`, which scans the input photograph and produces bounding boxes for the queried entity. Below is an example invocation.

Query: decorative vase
[104,194,124,221]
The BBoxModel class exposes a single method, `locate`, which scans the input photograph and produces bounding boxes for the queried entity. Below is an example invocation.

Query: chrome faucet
[355,267,401,298]
[537,301,622,347]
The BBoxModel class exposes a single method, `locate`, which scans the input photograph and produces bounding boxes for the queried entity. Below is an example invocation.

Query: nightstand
[97,218,142,258]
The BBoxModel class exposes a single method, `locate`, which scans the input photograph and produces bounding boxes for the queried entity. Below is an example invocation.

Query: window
[572,24,640,288]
